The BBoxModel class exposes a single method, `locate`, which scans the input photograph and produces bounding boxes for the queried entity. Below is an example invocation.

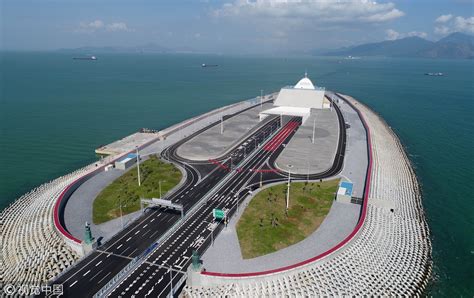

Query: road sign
[213,208,225,220]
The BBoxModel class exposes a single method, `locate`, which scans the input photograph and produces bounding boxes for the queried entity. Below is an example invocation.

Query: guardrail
[92,115,282,297]
[199,91,373,278]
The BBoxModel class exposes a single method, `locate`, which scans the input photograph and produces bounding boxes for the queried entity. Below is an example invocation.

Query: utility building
[259,74,330,124]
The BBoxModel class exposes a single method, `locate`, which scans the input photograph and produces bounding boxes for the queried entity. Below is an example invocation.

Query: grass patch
[236,178,339,259]
[92,155,182,224]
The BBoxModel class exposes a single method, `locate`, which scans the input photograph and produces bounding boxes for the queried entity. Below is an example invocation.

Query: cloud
[385,29,427,40]
[385,29,400,40]
[434,15,474,35]
[213,0,405,23]
[76,20,133,33]
[106,22,132,32]
[435,14,453,23]
[77,20,104,32]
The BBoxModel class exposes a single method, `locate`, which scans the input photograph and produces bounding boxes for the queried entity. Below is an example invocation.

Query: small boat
[73,56,97,60]
[201,63,218,67]
[425,72,444,76]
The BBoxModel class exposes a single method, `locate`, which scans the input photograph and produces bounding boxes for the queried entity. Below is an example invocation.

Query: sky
[1,0,473,54]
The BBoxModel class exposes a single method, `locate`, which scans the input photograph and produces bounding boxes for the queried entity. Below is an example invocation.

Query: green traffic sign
[213,208,225,220]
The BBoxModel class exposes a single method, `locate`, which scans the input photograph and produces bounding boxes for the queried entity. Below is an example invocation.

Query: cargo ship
[73,56,97,60]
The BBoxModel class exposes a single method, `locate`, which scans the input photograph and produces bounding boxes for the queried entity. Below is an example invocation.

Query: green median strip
[236,178,339,259]
[92,155,182,224]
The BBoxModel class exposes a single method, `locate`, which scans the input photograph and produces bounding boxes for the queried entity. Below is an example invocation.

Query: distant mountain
[321,32,474,59]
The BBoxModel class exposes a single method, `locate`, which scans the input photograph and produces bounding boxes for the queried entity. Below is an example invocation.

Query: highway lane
[52,114,280,297]
[108,118,302,297]
[109,101,348,297]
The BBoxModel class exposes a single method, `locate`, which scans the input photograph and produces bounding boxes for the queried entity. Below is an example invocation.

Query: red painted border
[201,97,372,278]
[53,136,162,243]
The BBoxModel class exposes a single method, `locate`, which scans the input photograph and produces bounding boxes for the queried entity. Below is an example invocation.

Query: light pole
[287,164,293,211]
[220,114,224,134]
[307,147,311,181]
[203,220,215,246]
[159,181,163,199]
[163,261,173,297]
[119,199,124,229]
[136,147,141,186]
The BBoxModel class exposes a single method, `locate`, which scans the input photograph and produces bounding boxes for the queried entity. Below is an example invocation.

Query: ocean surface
[1,52,472,295]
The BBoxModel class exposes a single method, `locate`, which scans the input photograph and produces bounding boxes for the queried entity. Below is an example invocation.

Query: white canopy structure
[260,75,330,124]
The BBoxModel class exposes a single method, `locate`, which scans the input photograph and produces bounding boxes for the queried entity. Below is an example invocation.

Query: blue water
[1,52,472,295]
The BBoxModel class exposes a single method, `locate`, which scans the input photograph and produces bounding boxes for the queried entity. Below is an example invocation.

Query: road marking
[135,230,140,235]
[69,280,78,288]
[117,244,123,249]
[128,248,138,256]
[106,253,111,258]
[149,230,159,239]
[143,224,148,228]
[89,269,103,281]
[126,237,132,242]
[98,272,112,284]
[95,260,102,267]
[150,218,155,222]
[83,270,90,277]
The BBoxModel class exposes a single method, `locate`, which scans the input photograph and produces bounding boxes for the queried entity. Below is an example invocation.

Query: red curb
[201,97,372,278]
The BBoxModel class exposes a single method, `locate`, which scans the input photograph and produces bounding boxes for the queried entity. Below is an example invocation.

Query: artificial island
[1,75,432,297]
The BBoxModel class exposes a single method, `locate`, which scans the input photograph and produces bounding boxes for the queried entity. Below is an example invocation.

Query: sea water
[0,52,472,295]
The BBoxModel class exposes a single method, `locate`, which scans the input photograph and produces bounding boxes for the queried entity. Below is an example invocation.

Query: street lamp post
[287,164,293,211]
[159,181,162,199]
[163,262,173,297]
[119,200,124,229]
[221,114,224,134]
[203,220,215,246]
[136,147,141,186]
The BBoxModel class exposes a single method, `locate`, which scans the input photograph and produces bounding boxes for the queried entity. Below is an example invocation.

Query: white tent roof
[260,106,311,120]
[294,77,315,89]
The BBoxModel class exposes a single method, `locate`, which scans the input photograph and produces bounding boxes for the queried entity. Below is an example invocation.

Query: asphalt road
[52,98,346,297]
[51,112,281,297]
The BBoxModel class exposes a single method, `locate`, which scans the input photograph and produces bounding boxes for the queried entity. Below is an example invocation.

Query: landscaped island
[92,155,182,224]
[236,179,339,259]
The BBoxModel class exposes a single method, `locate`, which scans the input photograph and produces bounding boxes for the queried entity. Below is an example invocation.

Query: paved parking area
[275,109,339,174]
[201,94,369,273]
[176,103,273,160]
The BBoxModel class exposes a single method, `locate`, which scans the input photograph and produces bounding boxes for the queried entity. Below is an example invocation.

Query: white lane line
[106,253,111,258]
[89,269,103,281]
[143,224,148,228]
[128,248,138,257]
[126,237,132,242]
[69,280,78,288]
[149,230,159,239]
[117,244,123,249]
[150,218,155,223]
[135,230,140,235]
[95,260,102,267]
[98,272,112,284]
[83,270,91,277]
